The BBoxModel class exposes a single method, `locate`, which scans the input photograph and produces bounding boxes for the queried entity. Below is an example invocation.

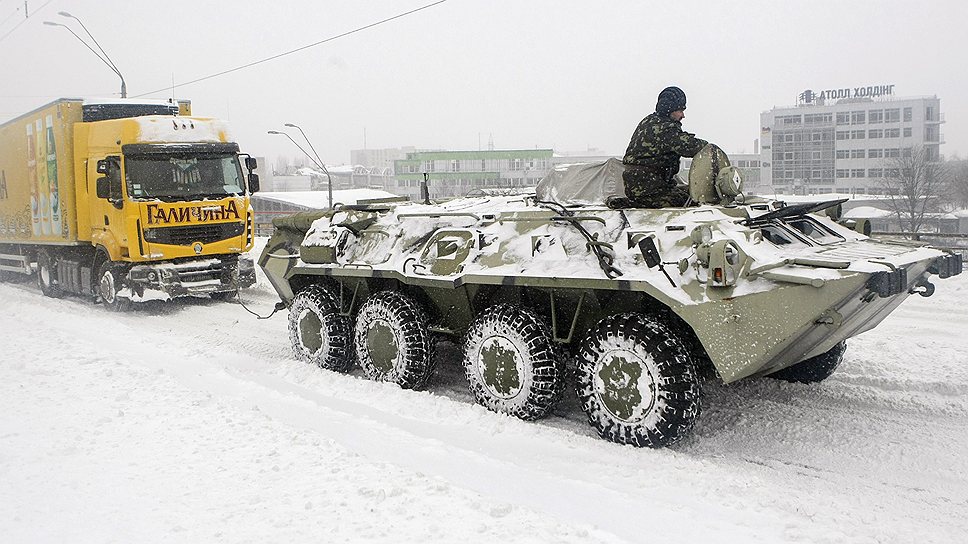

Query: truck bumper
[126,254,255,298]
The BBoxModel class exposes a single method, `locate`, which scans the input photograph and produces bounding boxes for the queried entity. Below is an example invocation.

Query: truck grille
[144,222,245,246]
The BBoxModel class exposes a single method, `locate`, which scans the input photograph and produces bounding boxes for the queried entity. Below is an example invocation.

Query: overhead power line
[133,0,448,98]
[0,0,54,44]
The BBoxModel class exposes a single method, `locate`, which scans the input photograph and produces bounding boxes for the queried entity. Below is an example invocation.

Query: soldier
[609,86,708,208]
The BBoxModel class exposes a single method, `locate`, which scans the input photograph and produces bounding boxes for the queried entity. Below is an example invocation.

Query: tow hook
[909,278,936,298]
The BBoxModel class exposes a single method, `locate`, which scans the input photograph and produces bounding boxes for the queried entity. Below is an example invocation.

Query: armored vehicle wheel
[97,261,132,312]
[36,251,64,298]
[768,341,847,384]
[354,290,434,389]
[577,313,702,448]
[462,304,566,421]
[288,284,353,372]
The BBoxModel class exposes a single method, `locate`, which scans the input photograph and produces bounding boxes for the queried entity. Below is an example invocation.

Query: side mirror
[96,177,111,199]
[244,157,258,171]
[637,237,661,268]
[248,173,260,194]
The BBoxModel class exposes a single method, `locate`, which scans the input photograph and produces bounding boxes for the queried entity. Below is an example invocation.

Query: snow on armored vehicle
[258,145,962,447]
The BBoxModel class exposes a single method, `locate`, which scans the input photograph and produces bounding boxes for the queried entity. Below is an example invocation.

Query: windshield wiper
[743,198,848,226]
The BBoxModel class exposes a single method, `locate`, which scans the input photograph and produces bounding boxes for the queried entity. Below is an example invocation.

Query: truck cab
[0,98,259,309]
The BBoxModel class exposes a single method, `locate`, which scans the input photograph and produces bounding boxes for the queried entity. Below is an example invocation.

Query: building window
[836,169,849,179]
[851,111,866,124]
[836,150,849,159]
[903,107,913,122]
[902,148,913,158]
[903,127,912,137]
[424,161,435,172]
[851,149,866,159]
[805,113,832,124]
[885,109,900,123]
[812,151,822,160]
[812,132,822,141]
[851,169,866,178]
[783,152,794,160]
[481,160,486,171]
[811,169,823,179]
[885,128,901,138]
[851,130,866,139]
[869,149,883,158]
[783,133,795,143]
[869,110,884,124]
[868,168,883,178]
[885,148,900,158]
[869,129,883,139]
[451,160,460,172]
[926,106,935,122]
[836,112,850,125]
[836,131,849,140]
[779,115,802,125]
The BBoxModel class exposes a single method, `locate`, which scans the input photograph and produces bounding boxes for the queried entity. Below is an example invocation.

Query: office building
[760,87,942,195]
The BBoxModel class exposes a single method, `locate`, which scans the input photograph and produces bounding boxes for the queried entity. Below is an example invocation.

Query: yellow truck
[0,98,259,309]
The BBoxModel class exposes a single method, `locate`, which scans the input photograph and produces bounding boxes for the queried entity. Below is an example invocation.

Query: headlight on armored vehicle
[690,225,712,246]
[715,166,744,201]
[696,239,748,288]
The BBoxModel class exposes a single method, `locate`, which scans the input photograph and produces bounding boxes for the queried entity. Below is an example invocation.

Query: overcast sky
[2,0,966,165]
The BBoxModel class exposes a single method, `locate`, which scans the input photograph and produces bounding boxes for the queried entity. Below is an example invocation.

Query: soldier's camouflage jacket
[623,113,708,180]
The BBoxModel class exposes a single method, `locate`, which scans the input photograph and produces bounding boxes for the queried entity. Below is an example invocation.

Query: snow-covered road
[2,246,966,543]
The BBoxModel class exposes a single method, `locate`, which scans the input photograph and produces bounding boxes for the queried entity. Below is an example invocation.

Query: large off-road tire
[577,313,702,448]
[768,341,847,384]
[96,261,132,312]
[463,304,566,421]
[354,290,434,389]
[288,284,353,372]
[36,251,65,298]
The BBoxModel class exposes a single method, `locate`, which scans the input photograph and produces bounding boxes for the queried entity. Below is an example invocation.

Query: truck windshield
[125,154,245,201]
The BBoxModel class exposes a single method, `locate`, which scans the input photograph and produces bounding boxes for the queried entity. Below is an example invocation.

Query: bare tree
[945,158,968,210]
[875,145,947,235]
[273,155,292,176]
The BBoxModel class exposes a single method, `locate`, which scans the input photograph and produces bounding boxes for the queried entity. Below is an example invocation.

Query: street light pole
[268,130,333,209]
[285,123,332,210]
[44,12,127,98]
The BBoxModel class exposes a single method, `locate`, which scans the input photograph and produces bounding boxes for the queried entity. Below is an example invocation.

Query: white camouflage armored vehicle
[259,145,962,447]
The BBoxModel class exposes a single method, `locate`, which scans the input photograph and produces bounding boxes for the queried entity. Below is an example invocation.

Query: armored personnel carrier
[259,145,962,447]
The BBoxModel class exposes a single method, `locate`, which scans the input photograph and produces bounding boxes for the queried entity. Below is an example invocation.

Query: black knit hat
[656,86,687,116]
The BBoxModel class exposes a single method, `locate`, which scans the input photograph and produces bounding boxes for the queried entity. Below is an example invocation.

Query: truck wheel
[577,313,702,448]
[354,290,434,389]
[768,341,847,384]
[36,251,65,298]
[463,304,565,420]
[288,284,353,372]
[97,261,132,312]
